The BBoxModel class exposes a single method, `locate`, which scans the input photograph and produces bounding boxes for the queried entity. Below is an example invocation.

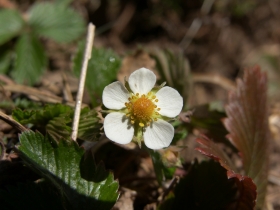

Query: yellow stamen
[124,92,162,127]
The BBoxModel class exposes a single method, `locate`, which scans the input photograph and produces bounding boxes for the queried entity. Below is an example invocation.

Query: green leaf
[13,104,73,142]
[73,45,121,106]
[79,107,101,141]
[12,33,47,85]
[28,2,85,43]
[223,66,269,209]
[0,9,24,45]
[149,48,192,105]
[147,149,176,185]
[0,45,12,74]
[12,108,33,122]
[18,131,119,210]
[14,98,40,110]
[0,98,41,113]
[54,0,73,7]
[172,128,188,144]
[0,182,64,210]
[13,104,101,142]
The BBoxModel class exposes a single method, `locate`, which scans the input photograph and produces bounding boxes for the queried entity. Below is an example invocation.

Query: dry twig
[0,111,27,132]
[71,23,95,141]
[2,84,85,107]
[192,73,236,91]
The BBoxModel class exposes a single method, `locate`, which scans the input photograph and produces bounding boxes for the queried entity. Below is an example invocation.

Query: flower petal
[102,81,130,110]
[144,119,174,149]
[104,112,134,144]
[128,68,156,95]
[156,86,183,118]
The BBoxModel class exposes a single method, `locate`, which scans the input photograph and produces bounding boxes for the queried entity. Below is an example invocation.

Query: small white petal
[156,86,183,118]
[104,112,134,144]
[128,68,156,95]
[144,119,174,149]
[102,81,130,110]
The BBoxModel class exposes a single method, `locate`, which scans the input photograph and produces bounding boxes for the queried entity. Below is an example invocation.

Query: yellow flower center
[125,93,161,127]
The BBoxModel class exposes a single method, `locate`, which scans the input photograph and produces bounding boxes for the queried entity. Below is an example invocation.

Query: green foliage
[0,46,12,74]
[73,44,121,106]
[12,33,47,85]
[214,0,257,17]
[150,48,192,106]
[172,128,188,145]
[0,9,24,45]
[79,107,102,141]
[0,98,41,114]
[231,0,256,17]
[28,2,85,43]
[0,2,86,85]
[18,131,119,210]
[148,149,176,185]
[13,104,101,142]
[54,0,74,7]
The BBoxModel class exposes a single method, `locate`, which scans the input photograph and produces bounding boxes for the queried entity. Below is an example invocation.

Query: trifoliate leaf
[0,9,24,45]
[18,131,119,210]
[12,33,47,85]
[12,108,33,122]
[12,104,101,142]
[223,66,269,209]
[28,2,85,43]
[0,182,64,210]
[79,107,101,141]
[73,44,121,106]
[13,104,73,142]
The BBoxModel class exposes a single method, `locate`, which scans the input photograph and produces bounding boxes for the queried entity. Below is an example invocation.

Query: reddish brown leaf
[196,135,257,210]
[227,171,257,210]
[223,66,269,208]
[196,134,235,172]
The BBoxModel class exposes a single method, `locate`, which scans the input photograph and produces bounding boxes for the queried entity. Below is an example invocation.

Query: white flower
[102,68,183,149]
